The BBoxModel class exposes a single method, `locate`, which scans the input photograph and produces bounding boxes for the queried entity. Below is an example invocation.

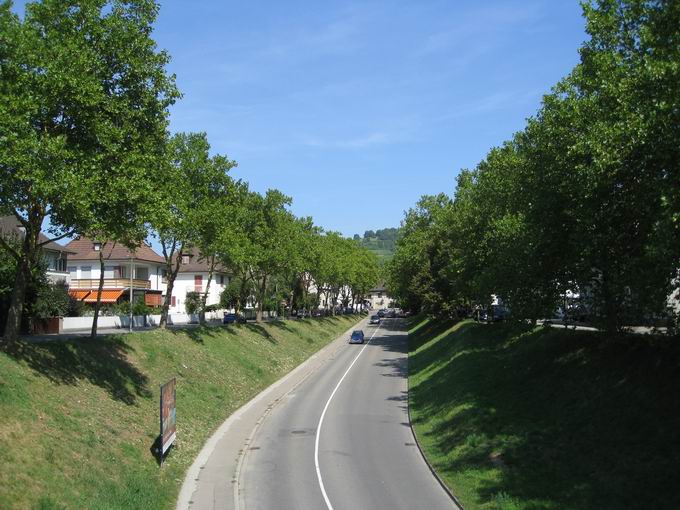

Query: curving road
[237,318,458,510]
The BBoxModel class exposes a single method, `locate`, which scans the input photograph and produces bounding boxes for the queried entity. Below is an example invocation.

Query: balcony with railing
[69,278,151,289]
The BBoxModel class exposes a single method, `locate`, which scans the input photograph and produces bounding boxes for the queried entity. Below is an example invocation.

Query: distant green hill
[354,227,399,263]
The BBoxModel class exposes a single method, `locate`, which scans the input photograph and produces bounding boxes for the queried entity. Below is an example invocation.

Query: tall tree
[0,0,178,343]
[243,190,299,323]
[152,132,237,329]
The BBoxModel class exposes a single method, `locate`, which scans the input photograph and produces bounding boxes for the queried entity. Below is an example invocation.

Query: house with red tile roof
[64,236,164,306]
[165,248,231,313]
[65,237,230,313]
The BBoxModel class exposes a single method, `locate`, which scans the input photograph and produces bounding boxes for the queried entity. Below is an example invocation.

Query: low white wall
[167,313,199,325]
[62,309,232,332]
[63,315,147,331]
[63,316,121,331]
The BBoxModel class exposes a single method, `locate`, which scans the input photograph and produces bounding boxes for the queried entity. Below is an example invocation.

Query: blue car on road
[349,330,365,344]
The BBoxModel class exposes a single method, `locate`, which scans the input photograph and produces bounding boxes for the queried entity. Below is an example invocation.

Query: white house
[366,283,392,309]
[162,248,230,313]
[64,236,165,306]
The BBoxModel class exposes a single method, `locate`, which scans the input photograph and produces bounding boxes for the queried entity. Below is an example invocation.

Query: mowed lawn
[0,316,360,509]
[408,317,680,510]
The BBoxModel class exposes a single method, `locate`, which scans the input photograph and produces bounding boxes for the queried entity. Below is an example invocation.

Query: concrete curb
[406,328,465,510]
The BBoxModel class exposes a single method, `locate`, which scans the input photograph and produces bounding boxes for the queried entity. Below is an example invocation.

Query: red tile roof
[171,247,230,274]
[65,236,164,264]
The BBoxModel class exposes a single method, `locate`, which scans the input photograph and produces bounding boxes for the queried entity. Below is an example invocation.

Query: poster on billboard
[160,378,176,457]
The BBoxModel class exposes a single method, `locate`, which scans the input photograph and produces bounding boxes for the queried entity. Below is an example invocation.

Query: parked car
[312,309,323,317]
[475,309,489,322]
[377,310,385,318]
[223,313,245,324]
[369,314,381,325]
[349,330,365,344]
[491,305,511,322]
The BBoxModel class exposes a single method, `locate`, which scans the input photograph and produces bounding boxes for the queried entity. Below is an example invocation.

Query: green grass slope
[408,317,680,510]
[0,316,359,509]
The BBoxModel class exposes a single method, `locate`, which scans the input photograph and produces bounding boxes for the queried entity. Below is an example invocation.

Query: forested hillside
[353,228,399,263]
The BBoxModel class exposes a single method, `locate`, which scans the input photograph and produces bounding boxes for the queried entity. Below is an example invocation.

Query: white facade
[67,260,165,290]
[366,288,392,309]
[161,271,229,313]
[44,250,70,285]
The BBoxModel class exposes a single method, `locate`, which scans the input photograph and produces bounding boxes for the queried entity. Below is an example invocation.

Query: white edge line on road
[314,322,382,510]
[177,320,362,510]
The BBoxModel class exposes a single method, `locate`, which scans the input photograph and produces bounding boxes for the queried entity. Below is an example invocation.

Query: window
[182,254,190,264]
[68,266,77,278]
[135,267,149,280]
[104,266,123,278]
[93,242,101,251]
[171,296,176,307]
[161,269,168,283]
[57,258,67,272]
[81,266,92,279]
[220,275,225,285]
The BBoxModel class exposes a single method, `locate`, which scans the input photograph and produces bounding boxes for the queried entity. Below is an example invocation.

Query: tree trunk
[200,255,216,325]
[159,249,182,329]
[236,274,247,315]
[3,213,42,344]
[90,247,106,339]
[256,274,267,323]
[601,270,620,333]
[3,257,29,344]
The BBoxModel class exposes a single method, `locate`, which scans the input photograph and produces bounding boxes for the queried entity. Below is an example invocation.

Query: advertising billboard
[160,378,176,456]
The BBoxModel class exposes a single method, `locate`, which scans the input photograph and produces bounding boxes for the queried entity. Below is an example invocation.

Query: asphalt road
[237,318,458,510]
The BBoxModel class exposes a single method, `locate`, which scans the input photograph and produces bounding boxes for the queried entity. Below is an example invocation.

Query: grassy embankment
[0,315,360,509]
[408,317,680,510]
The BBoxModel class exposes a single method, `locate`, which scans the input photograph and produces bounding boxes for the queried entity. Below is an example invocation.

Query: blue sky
[20,0,588,238]
[153,1,587,236]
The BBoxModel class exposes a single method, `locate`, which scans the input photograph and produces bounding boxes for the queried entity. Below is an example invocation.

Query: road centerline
[314,321,382,510]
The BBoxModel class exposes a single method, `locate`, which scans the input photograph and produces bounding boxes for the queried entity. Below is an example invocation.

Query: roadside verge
[0,316,361,509]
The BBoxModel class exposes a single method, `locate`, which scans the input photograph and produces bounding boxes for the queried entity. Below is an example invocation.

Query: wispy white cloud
[413,3,544,58]
[435,88,544,123]
[300,131,394,149]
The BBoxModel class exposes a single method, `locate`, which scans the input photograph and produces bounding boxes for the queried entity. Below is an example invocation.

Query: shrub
[33,282,70,319]
[185,291,202,314]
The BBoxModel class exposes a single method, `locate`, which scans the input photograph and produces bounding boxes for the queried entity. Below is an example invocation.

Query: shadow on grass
[6,336,150,405]
[409,320,680,509]
[267,320,294,334]
[169,325,223,344]
[244,323,277,343]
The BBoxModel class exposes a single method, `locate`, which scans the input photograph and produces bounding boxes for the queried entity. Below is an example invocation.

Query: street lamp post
[129,255,135,332]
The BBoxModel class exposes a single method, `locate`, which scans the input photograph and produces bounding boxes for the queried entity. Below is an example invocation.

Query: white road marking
[314,322,382,510]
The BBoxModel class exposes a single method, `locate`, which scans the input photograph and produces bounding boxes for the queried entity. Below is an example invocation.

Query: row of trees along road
[0,0,380,345]
[387,0,680,333]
